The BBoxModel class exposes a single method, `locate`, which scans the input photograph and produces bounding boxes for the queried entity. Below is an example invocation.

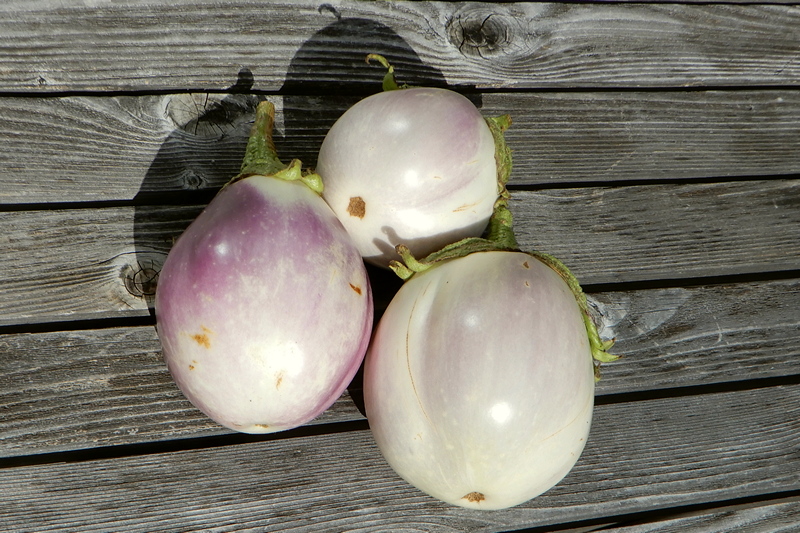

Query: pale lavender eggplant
[155,173,373,434]
[316,86,500,268]
[364,251,595,509]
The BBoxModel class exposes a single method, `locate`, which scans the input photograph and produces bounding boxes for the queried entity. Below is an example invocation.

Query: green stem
[366,54,405,91]
[485,114,513,199]
[235,100,285,180]
[229,100,323,194]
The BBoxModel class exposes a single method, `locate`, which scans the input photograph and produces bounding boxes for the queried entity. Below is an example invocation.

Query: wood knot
[448,11,512,58]
[178,169,207,190]
[164,93,259,139]
[122,258,161,298]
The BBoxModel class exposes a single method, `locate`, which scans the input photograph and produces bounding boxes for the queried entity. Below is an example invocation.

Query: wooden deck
[1,1,799,531]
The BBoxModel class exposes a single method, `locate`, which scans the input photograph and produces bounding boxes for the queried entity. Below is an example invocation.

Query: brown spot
[254,424,270,429]
[522,261,530,269]
[191,333,210,349]
[275,371,284,389]
[188,360,197,371]
[190,326,213,348]
[524,281,530,288]
[349,283,362,295]
[347,196,366,218]
[463,492,485,503]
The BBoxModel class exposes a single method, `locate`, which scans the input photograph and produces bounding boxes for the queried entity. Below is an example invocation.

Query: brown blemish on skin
[191,333,210,348]
[189,360,197,370]
[254,424,270,429]
[524,281,530,288]
[190,326,213,348]
[347,196,366,218]
[349,283,362,295]
[522,261,530,269]
[276,371,284,389]
[463,492,485,503]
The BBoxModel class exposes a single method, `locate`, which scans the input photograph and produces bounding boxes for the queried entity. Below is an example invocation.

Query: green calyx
[388,199,520,280]
[486,114,513,200]
[389,200,618,380]
[230,100,323,194]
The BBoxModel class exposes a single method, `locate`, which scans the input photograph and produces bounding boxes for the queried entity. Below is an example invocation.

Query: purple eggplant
[155,101,373,434]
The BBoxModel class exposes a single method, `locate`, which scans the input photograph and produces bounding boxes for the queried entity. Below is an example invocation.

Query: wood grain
[2,180,797,326]
[1,277,797,458]
[0,91,798,203]
[0,94,258,203]
[593,278,800,393]
[0,385,798,532]
[0,326,364,457]
[0,2,798,92]
[512,180,800,284]
[600,497,800,532]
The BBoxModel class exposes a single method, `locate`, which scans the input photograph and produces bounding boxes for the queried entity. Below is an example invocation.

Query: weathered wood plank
[0,2,798,92]
[0,91,798,204]
[512,180,800,284]
[0,325,361,457]
[504,91,800,186]
[0,94,257,203]
[1,180,797,325]
[600,497,800,533]
[1,277,797,458]
[594,278,800,393]
[1,385,798,532]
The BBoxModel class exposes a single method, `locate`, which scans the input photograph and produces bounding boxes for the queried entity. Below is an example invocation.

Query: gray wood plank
[0,204,199,325]
[1,277,797,458]
[599,498,800,533]
[0,94,258,203]
[0,325,361,457]
[0,2,798,92]
[512,179,800,284]
[0,385,798,532]
[1,91,798,204]
[502,91,800,186]
[593,277,800,393]
[2,179,797,325]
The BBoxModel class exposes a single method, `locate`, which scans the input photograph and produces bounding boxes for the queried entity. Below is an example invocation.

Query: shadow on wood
[131,12,454,425]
